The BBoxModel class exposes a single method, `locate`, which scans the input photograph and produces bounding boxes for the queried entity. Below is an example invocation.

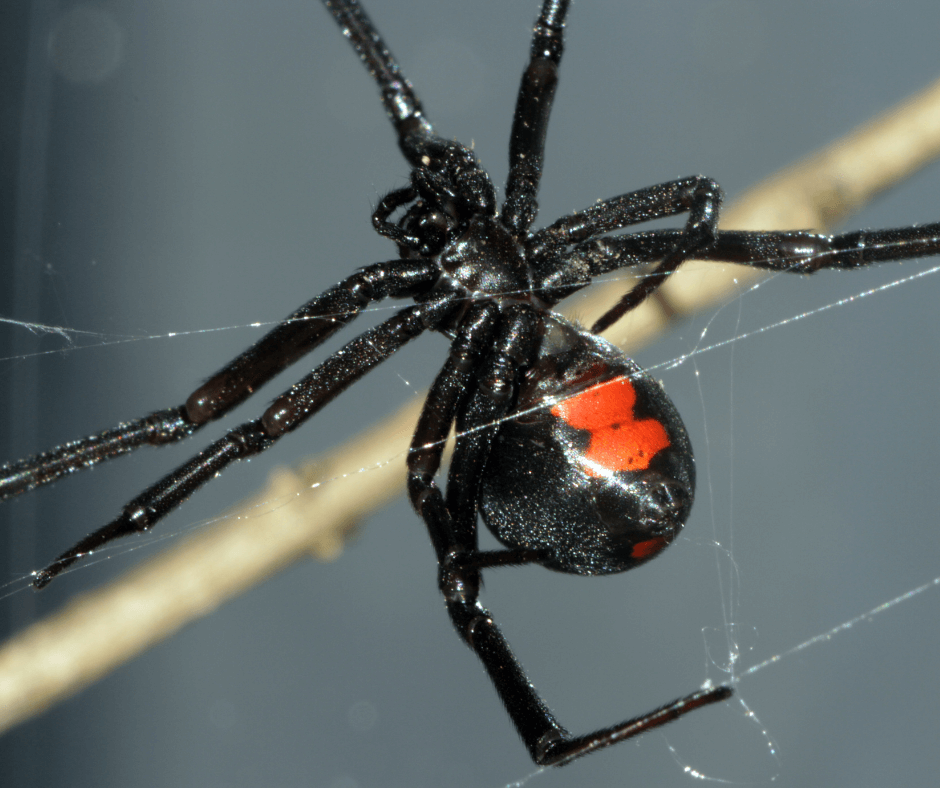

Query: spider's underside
[1,0,940,784]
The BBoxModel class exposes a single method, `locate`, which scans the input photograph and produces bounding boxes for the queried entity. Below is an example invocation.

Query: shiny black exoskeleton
[4,0,940,768]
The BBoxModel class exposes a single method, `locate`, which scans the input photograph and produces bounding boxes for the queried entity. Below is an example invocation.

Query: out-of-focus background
[2,2,940,786]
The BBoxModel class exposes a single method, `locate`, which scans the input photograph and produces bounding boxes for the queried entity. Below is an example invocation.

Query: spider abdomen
[480,316,694,575]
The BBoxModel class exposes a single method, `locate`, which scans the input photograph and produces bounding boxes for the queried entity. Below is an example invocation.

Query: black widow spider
[4,0,940,780]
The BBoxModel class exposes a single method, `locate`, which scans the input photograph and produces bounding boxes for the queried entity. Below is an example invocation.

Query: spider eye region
[480,317,695,575]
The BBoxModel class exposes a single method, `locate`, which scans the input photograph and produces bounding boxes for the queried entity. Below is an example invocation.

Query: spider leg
[321,0,464,176]
[501,0,571,236]
[372,186,419,247]
[323,0,497,217]
[0,408,199,502]
[407,304,549,568]
[695,225,940,272]
[526,177,722,332]
[445,305,545,547]
[409,302,731,767]
[530,178,721,252]
[533,224,940,309]
[32,298,451,588]
[407,302,499,560]
[185,259,436,423]
[0,259,436,501]
[321,0,432,165]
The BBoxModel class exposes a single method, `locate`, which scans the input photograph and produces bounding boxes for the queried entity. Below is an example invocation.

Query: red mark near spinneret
[630,537,668,560]
[551,376,670,477]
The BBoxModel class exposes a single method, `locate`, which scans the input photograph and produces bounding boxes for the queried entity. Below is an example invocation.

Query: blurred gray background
[3,1,940,786]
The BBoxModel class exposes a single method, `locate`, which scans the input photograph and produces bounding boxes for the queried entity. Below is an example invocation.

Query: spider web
[3,2,940,787]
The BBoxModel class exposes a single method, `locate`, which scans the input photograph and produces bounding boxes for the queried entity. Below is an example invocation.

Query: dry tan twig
[2,76,940,735]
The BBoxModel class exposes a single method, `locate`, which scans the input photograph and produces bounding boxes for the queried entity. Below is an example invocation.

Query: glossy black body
[3,0,940,776]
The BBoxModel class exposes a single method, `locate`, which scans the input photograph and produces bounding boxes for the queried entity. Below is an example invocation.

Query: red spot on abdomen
[631,537,668,560]
[550,376,670,477]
